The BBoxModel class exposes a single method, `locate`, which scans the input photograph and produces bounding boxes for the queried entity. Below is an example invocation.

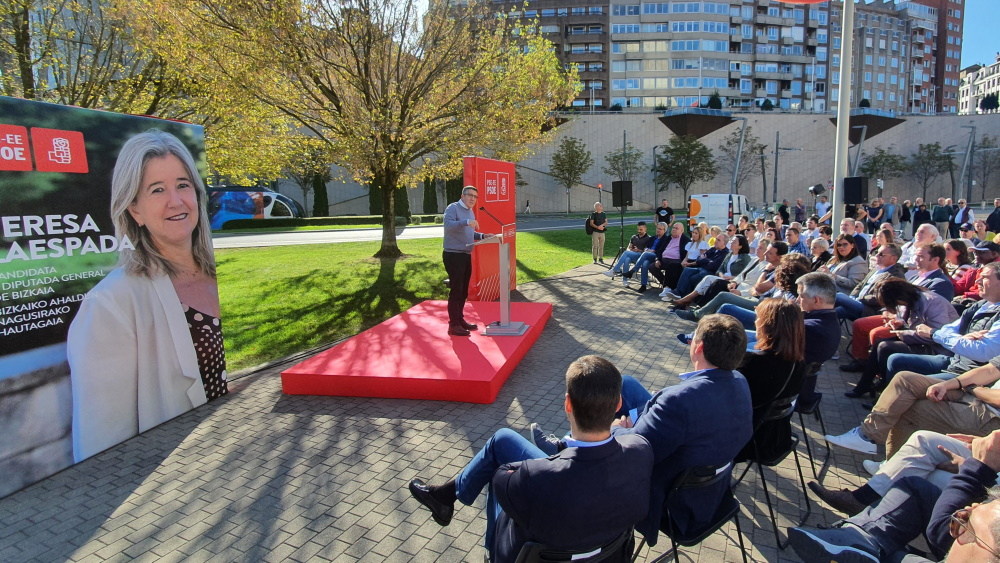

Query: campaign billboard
[463,156,516,302]
[0,96,224,497]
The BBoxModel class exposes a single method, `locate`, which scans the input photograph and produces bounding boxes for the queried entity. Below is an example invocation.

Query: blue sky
[960,0,996,68]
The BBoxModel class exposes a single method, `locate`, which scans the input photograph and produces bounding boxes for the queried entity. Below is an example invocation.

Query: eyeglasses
[836,242,852,248]
[950,508,1000,558]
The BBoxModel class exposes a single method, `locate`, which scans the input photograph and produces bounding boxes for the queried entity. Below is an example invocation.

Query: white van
[687,194,750,229]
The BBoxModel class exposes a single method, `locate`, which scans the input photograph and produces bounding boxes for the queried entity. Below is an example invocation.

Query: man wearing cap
[954,242,1000,302]
[960,222,984,248]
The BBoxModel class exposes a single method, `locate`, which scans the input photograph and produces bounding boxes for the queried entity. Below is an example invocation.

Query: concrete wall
[275,112,1000,216]
[514,112,1000,213]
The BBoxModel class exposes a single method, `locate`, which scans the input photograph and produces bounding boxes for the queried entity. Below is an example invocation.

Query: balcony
[730,70,743,79]
[781,89,793,98]
[806,37,818,47]
[781,36,794,46]
[807,19,819,28]
[756,0,769,6]
[756,71,794,81]
[731,15,743,24]
[757,15,794,27]
[756,88,767,97]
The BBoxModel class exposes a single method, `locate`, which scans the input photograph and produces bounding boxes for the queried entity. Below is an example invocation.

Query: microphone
[478,206,504,227]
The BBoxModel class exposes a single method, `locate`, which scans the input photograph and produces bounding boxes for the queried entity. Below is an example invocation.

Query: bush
[434,215,444,224]
[394,216,407,227]
[411,216,422,225]
[220,214,440,230]
[609,103,623,112]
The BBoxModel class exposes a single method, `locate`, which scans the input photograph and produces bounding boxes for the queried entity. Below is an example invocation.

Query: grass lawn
[216,226,629,372]
[213,223,438,234]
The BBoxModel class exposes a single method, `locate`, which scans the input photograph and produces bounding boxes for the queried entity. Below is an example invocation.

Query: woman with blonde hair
[68,130,227,462]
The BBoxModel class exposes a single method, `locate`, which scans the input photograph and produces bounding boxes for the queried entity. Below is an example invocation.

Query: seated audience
[881,261,1000,384]
[624,222,667,288]
[744,223,759,252]
[672,242,789,321]
[826,358,1000,459]
[855,220,872,259]
[790,430,1000,562]
[667,233,730,297]
[605,221,654,284]
[901,223,941,272]
[532,315,752,547]
[637,222,688,293]
[786,227,808,255]
[867,228,896,269]
[796,272,842,366]
[809,430,978,517]
[945,239,975,290]
[960,222,983,248]
[975,220,995,247]
[734,299,806,462]
[664,235,751,305]
[834,243,904,321]
[408,356,653,563]
[712,254,810,329]
[912,243,957,301]
[809,238,832,271]
[818,233,869,294]
[954,242,1000,305]
[843,279,959,398]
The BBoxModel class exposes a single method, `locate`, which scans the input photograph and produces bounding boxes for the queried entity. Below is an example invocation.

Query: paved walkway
[1,264,885,562]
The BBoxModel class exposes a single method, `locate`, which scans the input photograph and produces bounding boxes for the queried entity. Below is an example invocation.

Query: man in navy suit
[532,315,753,547]
[407,356,653,563]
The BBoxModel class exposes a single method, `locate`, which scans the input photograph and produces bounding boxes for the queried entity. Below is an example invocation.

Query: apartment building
[475,0,963,113]
[959,55,1000,115]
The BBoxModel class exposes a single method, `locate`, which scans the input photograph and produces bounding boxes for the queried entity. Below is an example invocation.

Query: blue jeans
[613,250,643,274]
[835,293,867,320]
[885,354,954,382]
[675,267,710,296]
[849,476,943,558]
[717,303,757,330]
[636,253,658,285]
[455,428,545,554]
[618,376,654,416]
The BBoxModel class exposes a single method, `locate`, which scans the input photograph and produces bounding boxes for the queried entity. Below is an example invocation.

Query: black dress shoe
[845,388,874,399]
[460,320,479,331]
[448,325,471,336]
[840,360,865,373]
[408,479,454,526]
[637,285,647,293]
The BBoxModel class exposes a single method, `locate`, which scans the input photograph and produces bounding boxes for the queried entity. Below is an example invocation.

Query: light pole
[730,117,748,196]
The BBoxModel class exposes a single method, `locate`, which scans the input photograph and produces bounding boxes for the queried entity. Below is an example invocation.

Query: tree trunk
[375,175,401,258]
[14,5,34,99]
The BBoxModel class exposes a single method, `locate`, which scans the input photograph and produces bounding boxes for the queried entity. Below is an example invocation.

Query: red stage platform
[281,300,552,403]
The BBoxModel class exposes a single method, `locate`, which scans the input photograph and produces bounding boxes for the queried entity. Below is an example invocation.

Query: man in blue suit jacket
[613,314,753,545]
[532,315,753,547]
[408,356,653,563]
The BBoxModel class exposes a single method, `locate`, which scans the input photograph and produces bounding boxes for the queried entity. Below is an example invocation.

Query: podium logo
[31,128,89,173]
[484,171,510,202]
[0,125,33,171]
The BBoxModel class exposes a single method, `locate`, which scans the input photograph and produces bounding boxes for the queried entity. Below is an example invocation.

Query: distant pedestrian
[524,199,531,214]
[898,199,911,240]
[794,198,806,223]
[988,198,1000,234]
[931,197,951,236]
[815,195,831,224]
[589,202,607,264]
[654,199,674,225]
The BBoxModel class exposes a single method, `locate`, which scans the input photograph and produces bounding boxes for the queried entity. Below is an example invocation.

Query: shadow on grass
[222,255,445,370]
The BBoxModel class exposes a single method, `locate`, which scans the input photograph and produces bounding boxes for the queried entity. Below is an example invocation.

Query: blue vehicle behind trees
[207,186,305,229]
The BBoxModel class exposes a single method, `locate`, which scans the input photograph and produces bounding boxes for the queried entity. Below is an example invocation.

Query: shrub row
[221,215,443,230]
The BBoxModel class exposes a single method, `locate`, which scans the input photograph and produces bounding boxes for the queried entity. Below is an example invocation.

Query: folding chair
[515,527,634,563]
[734,395,812,549]
[793,362,830,479]
[631,463,748,563]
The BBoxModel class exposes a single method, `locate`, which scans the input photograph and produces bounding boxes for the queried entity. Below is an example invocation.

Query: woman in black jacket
[736,298,806,462]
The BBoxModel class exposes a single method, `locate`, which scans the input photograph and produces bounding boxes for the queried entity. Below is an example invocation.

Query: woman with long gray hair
[68,130,226,462]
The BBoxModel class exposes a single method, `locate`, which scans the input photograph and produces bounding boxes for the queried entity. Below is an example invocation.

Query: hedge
[220,215,442,230]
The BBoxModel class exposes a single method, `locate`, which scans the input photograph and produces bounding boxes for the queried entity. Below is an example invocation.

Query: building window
[613,4,640,15]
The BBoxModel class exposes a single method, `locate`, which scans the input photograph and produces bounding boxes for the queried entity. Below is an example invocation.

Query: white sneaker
[622,277,630,287]
[862,460,883,476]
[825,427,878,455]
[603,270,616,277]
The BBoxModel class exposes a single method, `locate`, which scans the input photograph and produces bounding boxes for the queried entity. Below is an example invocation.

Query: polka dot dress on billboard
[184,305,229,400]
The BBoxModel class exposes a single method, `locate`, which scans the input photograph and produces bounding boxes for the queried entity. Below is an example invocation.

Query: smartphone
[629,408,639,425]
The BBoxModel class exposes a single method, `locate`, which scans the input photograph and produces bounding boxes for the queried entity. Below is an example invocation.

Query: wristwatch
[965,384,980,395]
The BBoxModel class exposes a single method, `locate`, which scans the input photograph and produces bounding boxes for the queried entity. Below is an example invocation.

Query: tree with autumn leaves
[121,0,578,257]
[0,0,304,182]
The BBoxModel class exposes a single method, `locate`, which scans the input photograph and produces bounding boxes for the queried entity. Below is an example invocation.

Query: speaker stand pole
[610,204,628,272]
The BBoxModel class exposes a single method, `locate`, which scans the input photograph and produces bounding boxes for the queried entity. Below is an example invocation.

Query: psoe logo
[0,125,33,172]
[31,128,89,173]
